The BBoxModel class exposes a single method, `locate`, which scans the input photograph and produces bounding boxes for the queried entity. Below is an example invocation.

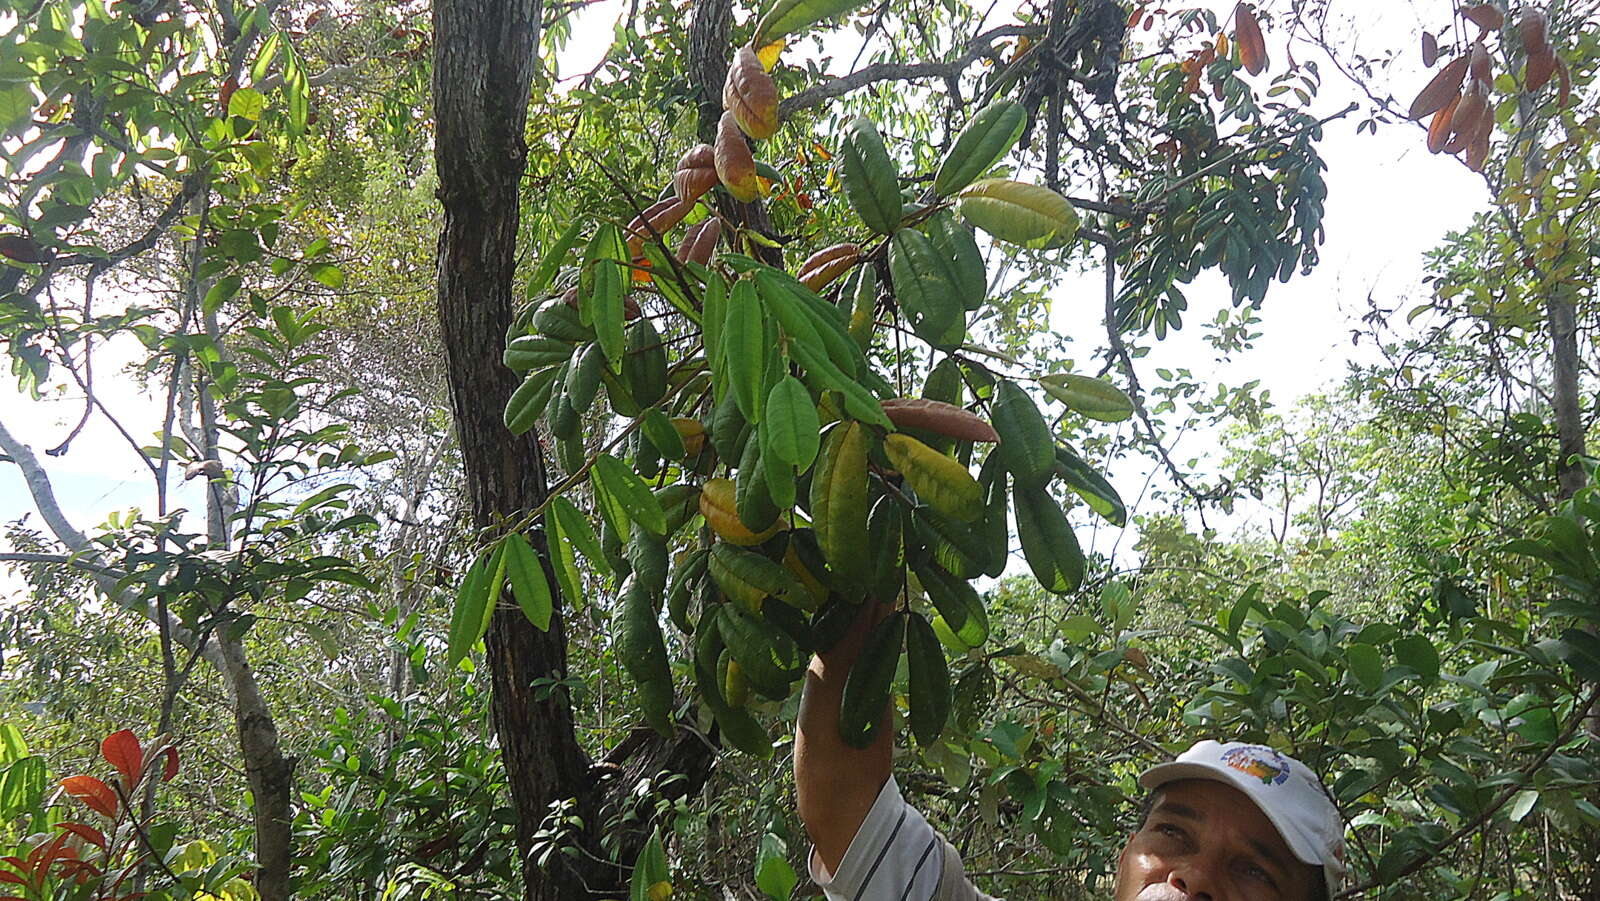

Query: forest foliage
[0,0,1597,899]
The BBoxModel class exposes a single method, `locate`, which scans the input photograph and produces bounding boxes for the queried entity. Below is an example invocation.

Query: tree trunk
[431,2,597,898]
[433,1,721,895]
[217,634,296,900]
[1548,296,1586,501]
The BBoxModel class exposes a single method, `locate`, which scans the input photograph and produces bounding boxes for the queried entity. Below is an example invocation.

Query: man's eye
[1240,862,1277,887]
[1154,824,1185,839]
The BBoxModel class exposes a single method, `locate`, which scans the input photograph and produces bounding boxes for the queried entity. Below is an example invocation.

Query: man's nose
[1167,862,1217,900]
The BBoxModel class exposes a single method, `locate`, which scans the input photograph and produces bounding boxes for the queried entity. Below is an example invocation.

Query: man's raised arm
[794,600,894,873]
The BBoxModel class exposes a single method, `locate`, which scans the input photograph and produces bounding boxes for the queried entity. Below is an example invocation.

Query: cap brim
[1138,760,1332,886]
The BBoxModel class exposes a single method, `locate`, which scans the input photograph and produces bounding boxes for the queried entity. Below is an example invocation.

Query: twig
[778,25,1038,118]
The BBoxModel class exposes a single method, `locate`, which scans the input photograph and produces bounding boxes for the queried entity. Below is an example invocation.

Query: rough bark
[432,0,723,894]
[431,1,597,897]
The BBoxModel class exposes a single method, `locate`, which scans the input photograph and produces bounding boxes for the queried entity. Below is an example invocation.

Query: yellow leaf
[756,39,785,71]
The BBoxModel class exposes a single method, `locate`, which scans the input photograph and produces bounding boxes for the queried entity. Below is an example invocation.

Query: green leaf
[544,506,587,610]
[1039,373,1134,422]
[593,453,668,536]
[1507,790,1539,823]
[227,86,266,121]
[838,117,902,234]
[203,275,242,315]
[906,611,952,747]
[763,376,820,469]
[446,546,498,668]
[587,260,625,365]
[889,228,964,348]
[251,31,280,83]
[503,366,561,435]
[933,99,1026,196]
[1012,482,1083,594]
[307,261,345,289]
[1345,643,1384,693]
[1555,628,1600,681]
[550,496,610,575]
[628,829,671,901]
[992,381,1055,485]
[640,407,687,460]
[528,219,585,299]
[1393,634,1440,684]
[924,212,986,309]
[1053,445,1125,527]
[958,179,1079,249]
[754,0,872,44]
[503,533,553,631]
[723,280,769,423]
[755,833,799,901]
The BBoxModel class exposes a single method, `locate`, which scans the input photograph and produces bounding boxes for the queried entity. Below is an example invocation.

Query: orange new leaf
[59,776,118,819]
[1427,93,1459,154]
[100,731,141,790]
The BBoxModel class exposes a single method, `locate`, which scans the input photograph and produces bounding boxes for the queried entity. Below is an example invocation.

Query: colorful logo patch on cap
[1221,745,1291,786]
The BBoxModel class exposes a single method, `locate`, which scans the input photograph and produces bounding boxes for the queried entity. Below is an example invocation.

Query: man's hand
[794,599,896,874]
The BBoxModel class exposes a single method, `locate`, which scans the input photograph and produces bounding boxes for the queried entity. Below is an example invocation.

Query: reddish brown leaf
[881,398,1001,443]
[672,144,717,204]
[722,46,779,140]
[796,242,861,292]
[100,731,141,789]
[1465,127,1491,171]
[0,870,25,886]
[1427,93,1460,153]
[1422,31,1439,67]
[1526,49,1556,92]
[59,776,117,819]
[1408,53,1470,119]
[1469,40,1493,84]
[55,823,106,850]
[676,218,721,267]
[160,746,179,783]
[624,197,692,257]
[0,234,51,264]
[1127,2,1147,29]
[1234,3,1268,75]
[1461,3,1503,31]
[1555,54,1571,106]
[218,75,238,111]
[1447,81,1488,149]
[1520,6,1550,54]
[714,111,759,202]
[25,833,71,869]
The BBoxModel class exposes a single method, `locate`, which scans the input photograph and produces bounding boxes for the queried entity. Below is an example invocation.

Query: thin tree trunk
[216,633,296,900]
[1548,297,1585,500]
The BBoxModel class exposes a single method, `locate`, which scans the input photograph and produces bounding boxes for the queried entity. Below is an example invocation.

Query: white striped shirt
[808,777,999,901]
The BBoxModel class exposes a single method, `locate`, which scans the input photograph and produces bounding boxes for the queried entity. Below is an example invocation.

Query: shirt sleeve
[808,777,997,901]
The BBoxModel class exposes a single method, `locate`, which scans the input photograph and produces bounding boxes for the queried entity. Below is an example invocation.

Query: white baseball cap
[1139,741,1347,897]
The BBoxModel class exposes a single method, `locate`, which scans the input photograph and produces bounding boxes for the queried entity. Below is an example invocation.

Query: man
[795,605,1347,901]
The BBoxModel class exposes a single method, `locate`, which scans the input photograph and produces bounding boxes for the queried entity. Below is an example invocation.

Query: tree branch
[778,25,1037,118]
[0,415,224,668]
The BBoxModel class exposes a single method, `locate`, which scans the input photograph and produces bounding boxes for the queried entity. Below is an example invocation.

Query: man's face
[1113,779,1318,901]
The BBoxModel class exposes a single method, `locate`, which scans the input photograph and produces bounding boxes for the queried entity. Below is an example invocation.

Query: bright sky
[1,0,1492,596]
